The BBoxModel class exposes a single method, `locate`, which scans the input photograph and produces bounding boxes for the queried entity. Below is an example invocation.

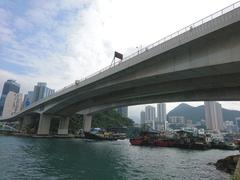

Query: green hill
[167,103,240,123]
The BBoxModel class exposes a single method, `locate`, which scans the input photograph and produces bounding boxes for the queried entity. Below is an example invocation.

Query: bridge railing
[19,1,240,114]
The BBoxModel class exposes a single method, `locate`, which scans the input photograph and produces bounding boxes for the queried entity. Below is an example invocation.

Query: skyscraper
[0,80,20,116]
[23,91,34,109]
[2,91,22,118]
[204,101,224,131]
[235,117,240,132]
[140,111,146,125]
[156,103,167,130]
[32,82,55,102]
[115,106,128,118]
[145,105,156,129]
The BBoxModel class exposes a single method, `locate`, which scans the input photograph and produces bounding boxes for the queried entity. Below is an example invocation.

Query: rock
[233,159,240,180]
[215,155,240,174]
[207,162,215,166]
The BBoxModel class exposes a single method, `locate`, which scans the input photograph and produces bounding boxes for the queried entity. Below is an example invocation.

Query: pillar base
[37,114,51,135]
[58,117,69,135]
[83,114,92,132]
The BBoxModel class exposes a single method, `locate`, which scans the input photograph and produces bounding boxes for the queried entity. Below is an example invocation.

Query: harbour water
[0,136,238,180]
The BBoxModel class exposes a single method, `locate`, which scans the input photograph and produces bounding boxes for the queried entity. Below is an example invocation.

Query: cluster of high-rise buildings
[0,80,55,118]
[140,103,166,131]
[204,101,224,132]
[204,102,240,133]
[140,101,240,133]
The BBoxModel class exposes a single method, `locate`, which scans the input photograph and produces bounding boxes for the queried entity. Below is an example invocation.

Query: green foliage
[127,127,141,138]
[67,110,134,134]
[69,114,83,134]
[92,110,134,128]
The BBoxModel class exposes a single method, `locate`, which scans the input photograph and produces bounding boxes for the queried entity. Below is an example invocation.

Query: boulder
[215,155,240,174]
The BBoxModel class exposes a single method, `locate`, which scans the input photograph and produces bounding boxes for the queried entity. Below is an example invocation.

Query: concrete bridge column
[58,117,70,135]
[83,114,92,132]
[37,114,51,135]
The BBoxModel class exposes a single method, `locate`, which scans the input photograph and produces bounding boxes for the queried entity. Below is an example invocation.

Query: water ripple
[0,137,237,180]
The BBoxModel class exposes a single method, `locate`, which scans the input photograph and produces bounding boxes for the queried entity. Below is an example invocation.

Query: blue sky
[0,0,239,121]
[0,1,90,76]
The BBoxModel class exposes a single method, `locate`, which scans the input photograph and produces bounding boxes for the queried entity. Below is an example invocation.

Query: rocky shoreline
[215,154,240,174]
[214,154,240,179]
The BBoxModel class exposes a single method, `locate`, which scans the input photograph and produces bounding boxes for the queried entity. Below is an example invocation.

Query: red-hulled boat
[129,137,145,146]
[153,139,175,147]
[130,131,159,146]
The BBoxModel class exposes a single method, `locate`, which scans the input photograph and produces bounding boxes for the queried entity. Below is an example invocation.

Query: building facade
[140,111,146,125]
[156,103,167,130]
[2,91,22,118]
[204,101,224,131]
[168,116,185,124]
[0,80,20,116]
[235,117,240,132]
[23,91,34,109]
[32,82,55,102]
[145,105,156,129]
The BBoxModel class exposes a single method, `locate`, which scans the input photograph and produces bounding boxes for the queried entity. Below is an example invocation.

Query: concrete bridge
[1,1,240,135]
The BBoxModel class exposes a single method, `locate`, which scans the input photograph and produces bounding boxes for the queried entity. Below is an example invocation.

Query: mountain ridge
[167,103,240,124]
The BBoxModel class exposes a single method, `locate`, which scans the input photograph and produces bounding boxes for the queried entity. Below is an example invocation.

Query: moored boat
[129,137,145,146]
[84,128,117,141]
[153,139,175,147]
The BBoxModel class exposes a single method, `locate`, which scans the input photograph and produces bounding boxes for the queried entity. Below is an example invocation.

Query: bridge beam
[37,114,51,135]
[83,114,92,132]
[58,117,70,135]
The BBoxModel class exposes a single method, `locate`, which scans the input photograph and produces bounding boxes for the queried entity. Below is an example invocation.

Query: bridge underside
[47,69,240,115]
[44,20,240,116]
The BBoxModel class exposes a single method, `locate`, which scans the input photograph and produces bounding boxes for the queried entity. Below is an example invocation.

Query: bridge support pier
[37,114,51,135]
[58,117,70,135]
[83,115,92,132]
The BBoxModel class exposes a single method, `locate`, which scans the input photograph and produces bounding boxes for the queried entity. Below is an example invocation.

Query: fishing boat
[153,139,175,147]
[84,128,117,141]
[129,137,145,146]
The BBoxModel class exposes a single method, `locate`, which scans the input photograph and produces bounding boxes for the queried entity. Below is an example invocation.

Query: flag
[114,51,123,60]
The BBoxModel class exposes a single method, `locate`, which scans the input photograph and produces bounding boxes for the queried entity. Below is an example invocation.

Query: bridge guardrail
[17,1,240,115]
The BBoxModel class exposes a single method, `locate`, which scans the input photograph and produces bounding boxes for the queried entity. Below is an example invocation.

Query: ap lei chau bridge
[1,1,240,135]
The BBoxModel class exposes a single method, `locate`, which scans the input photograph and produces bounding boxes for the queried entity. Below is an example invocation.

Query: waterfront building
[140,111,146,125]
[168,116,185,124]
[224,120,235,133]
[156,103,167,130]
[204,101,224,132]
[185,119,193,127]
[32,82,55,102]
[2,91,22,118]
[145,105,156,129]
[235,117,240,132]
[0,80,20,116]
[115,106,128,118]
[23,91,34,109]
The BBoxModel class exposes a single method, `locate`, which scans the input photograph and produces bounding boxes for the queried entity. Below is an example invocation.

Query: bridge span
[1,1,240,135]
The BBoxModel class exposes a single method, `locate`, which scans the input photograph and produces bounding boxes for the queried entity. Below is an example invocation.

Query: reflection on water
[0,136,238,180]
